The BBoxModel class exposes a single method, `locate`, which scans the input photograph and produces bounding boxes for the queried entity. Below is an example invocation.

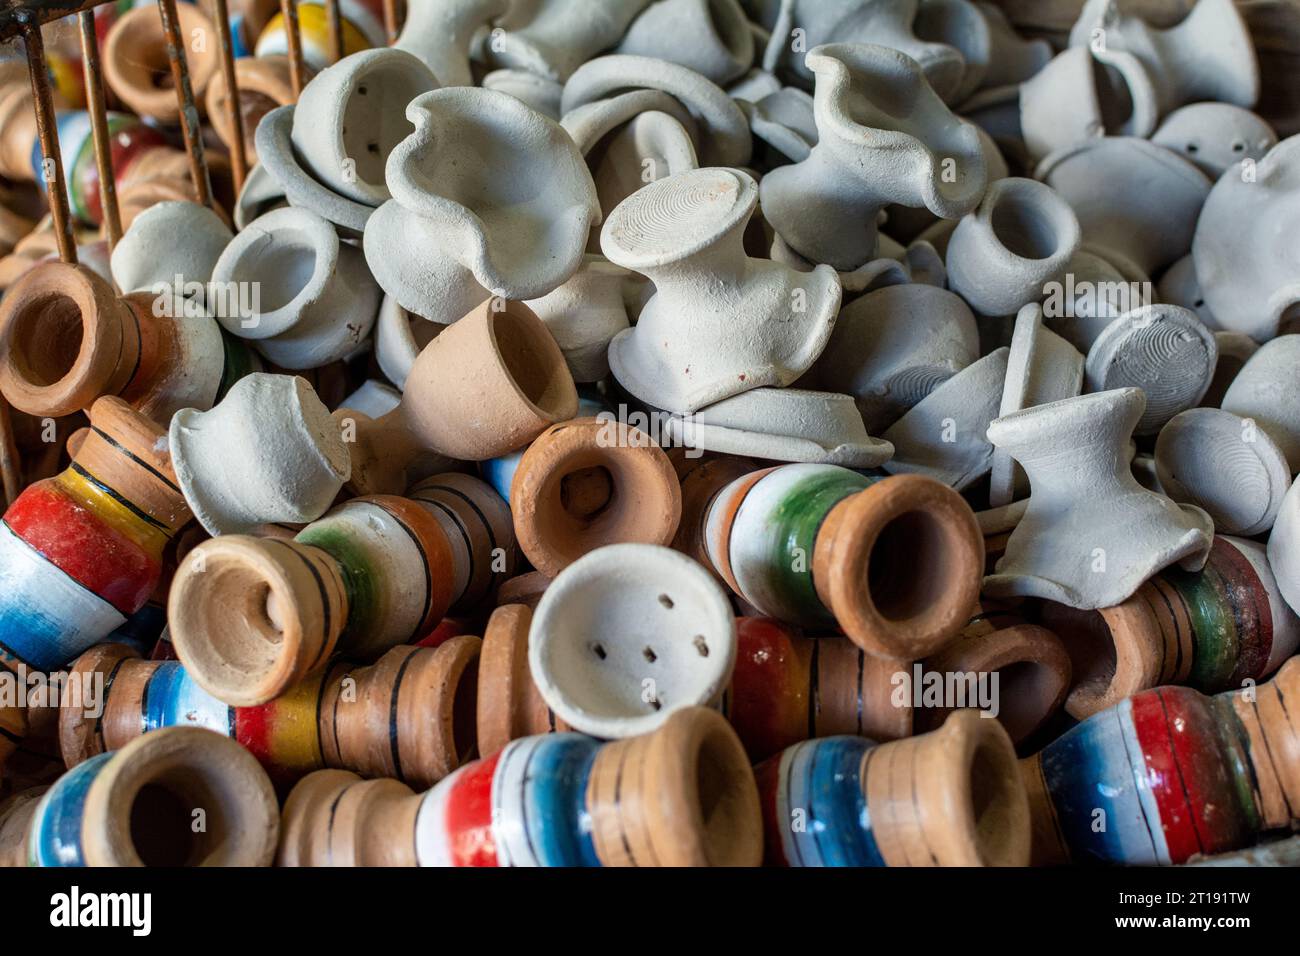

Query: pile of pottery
[0,0,1298,870]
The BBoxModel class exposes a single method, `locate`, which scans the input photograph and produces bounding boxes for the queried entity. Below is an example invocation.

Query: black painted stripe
[370,500,434,643]
[89,426,181,494]
[387,649,416,783]
[71,462,170,532]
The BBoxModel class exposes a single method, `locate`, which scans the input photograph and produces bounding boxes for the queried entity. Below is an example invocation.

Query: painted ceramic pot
[1270,476,1300,618]
[1155,408,1291,536]
[169,475,512,705]
[1152,102,1277,178]
[812,283,978,433]
[212,206,380,369]
[1221,335,1300,471]
[604,167,840,414]
[60,637,481,790]
[255,0,386,70]
[985,389,1214,611]
[1194,136,1300,341]
[488,0,651,82]
[524,255,635,382]
[757,709,1030,866]
[23,727,278,866]
[946,177,1081,317]
[279,706,763,866]
[760,44,986,271]
[0,397,190,672]
[394,0,509,86]
[1041,535,1300,719]
[671,453,762,576]
[1037,137,1210,283]
[529,544,736,739]
[103,3,221,123]
[510,418,681,578]
[113,143,236,233]
[1068,0,1259,117]
[205,55,301,165]
[481,69,565,118]
[1022,657,1300,865]
[401,299,578,461]
[881,347,1010,491]
[1085,304,1217,436]
[561,54,752,167]
[618,0,754,85]
[702,463,983,659]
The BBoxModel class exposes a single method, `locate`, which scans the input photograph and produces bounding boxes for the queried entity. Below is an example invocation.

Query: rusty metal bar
[156,0,213,208]
[280,0,305,97]
[77,9,121,248]
[0,1,102,41]
[0,396,20,510]
[325,0,343,62]
[20,16,77,264]
[210,0,247,194]
[382,0,397,44]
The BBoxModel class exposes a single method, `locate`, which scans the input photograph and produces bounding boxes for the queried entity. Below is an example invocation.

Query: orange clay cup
[402,300,579,461]
[103,3,221,124]
[510,417,682,577]
[205,55,301,164]
[495,570,552,608]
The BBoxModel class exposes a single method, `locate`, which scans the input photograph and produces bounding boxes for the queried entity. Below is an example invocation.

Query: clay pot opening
[990,189,1070,261]
[965,731,1025,866]
[991,660,1064,744]
[1093,62,1138,135]
[238,227,321,313]
[867,510,957,623]
[492,306,578,420]
[6,292,83,388]
[128,780,207,866]
[1042,605,1118,697]
[340,64,426,192]
[689,721,758,866]
[451,656,480,764]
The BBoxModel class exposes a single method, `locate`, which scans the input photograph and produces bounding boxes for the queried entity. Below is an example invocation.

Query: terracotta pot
[205,55,300,164]
[332,404,458,499]
[407,472,518,612]
[671,453,761,576]
[511,417,681,577]
[279,706,763,866]
[402,299,578,461]
[757,709,1030,866]
[103,3,221,123]
[1021,657,1300,865]
[25,727,278,866]
[495,571,552,609]
[476,604,569,758]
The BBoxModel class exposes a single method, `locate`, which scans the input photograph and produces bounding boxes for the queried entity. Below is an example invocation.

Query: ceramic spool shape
[110,200,234,300]
[702,463,983,659]
[1069,0,1260,117]
[476,604,570,759]
[617,0,755,85]
[528,544,736,739]
[365,88,600,321]
[510,418,682,578]
[1085,304,1217,436]
[103,3,221,123]
[0,397,191,672]
[291,49,438,206]
[25,727,279,867]
[1155,408,1291,536]
[1153,103,1278,179]
[169,373,350,535]
[488,0,653,82]
[1270,477,1300,618]
[604,167,840,414]
[757,710,1031,867]
[1041,535,1300,719]
[279,706,762,866]
[394,0,510,87]
[212,206,380,369]
[759,43,987,272]
[945,178,1081,317]
[671,453,762,577]
[985,388,1213,610]
[1022,657,1300,865]
[1192,135,1300,341]
[400,299,577,461]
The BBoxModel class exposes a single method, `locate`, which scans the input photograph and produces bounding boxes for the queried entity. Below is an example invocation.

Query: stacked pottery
[102,3,221,123]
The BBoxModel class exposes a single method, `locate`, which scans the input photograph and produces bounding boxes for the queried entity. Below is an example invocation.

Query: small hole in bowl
[658,594,674,609]
[1186,143,1199,153]
[693,636,710,657]
[591,642,607,661]
[1232,141,1245,152]
[649,699,661,711]
[643,647,657,663]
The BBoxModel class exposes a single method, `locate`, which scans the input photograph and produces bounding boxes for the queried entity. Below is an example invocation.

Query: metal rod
[20,16,77,264]
[383,0,398,45]
[281,0,305,97]
[0,396,20,510]
[77,10,121,249]
[210,0,247,194]
[156,0,214,208]
[325,0,343,62]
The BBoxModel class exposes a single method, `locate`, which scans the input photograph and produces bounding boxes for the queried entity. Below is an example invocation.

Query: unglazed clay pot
[812,283,979,433]
[481,69,565,118]
[1152,102,1277,178]
[1221,335,1300,470]
[702,463,982,659]
[1040,535,1300,719]
[234,162,289,230]
[22,727,278,866]
[374,294,442,389]
[205,55,301,165]
[169,373,350,535]
[618,0,754,85]
[671,453,762,576]
[0,260,252,423]
[510,418,681,578]
[881,348,1010,491]
[757,709,1030,866]
[604,167,840,414]
[0,397,190,672]
[1068,0,1260,117]
[1084,304,1217,436]
[60,637,482,790]
[1039,249,1136,353]
[524,256,634,382]
[911,0,992,104]
[109,200,233,300]
[1270,476,1300,617]
[401,299,578,461]
[760,44,986,271]
[1037,136,1210,282]
[488,0,652,82]
[1193,136,1300,342]
[394,0,509,86]
[279,706,763,866]
[529,544,736,739]
[256,106,374,235]
[365,88,600,321]
[1157,253,1220,331]
[985,389,1213,610]
[476,605,570,758]
[1022,657,1300,865]
[967,1,1052,91]
[103,3,221,123]
[945,178,1080,317]
[745,86,817,162]
[212,206,380,369]
[1155,408,1291,536]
